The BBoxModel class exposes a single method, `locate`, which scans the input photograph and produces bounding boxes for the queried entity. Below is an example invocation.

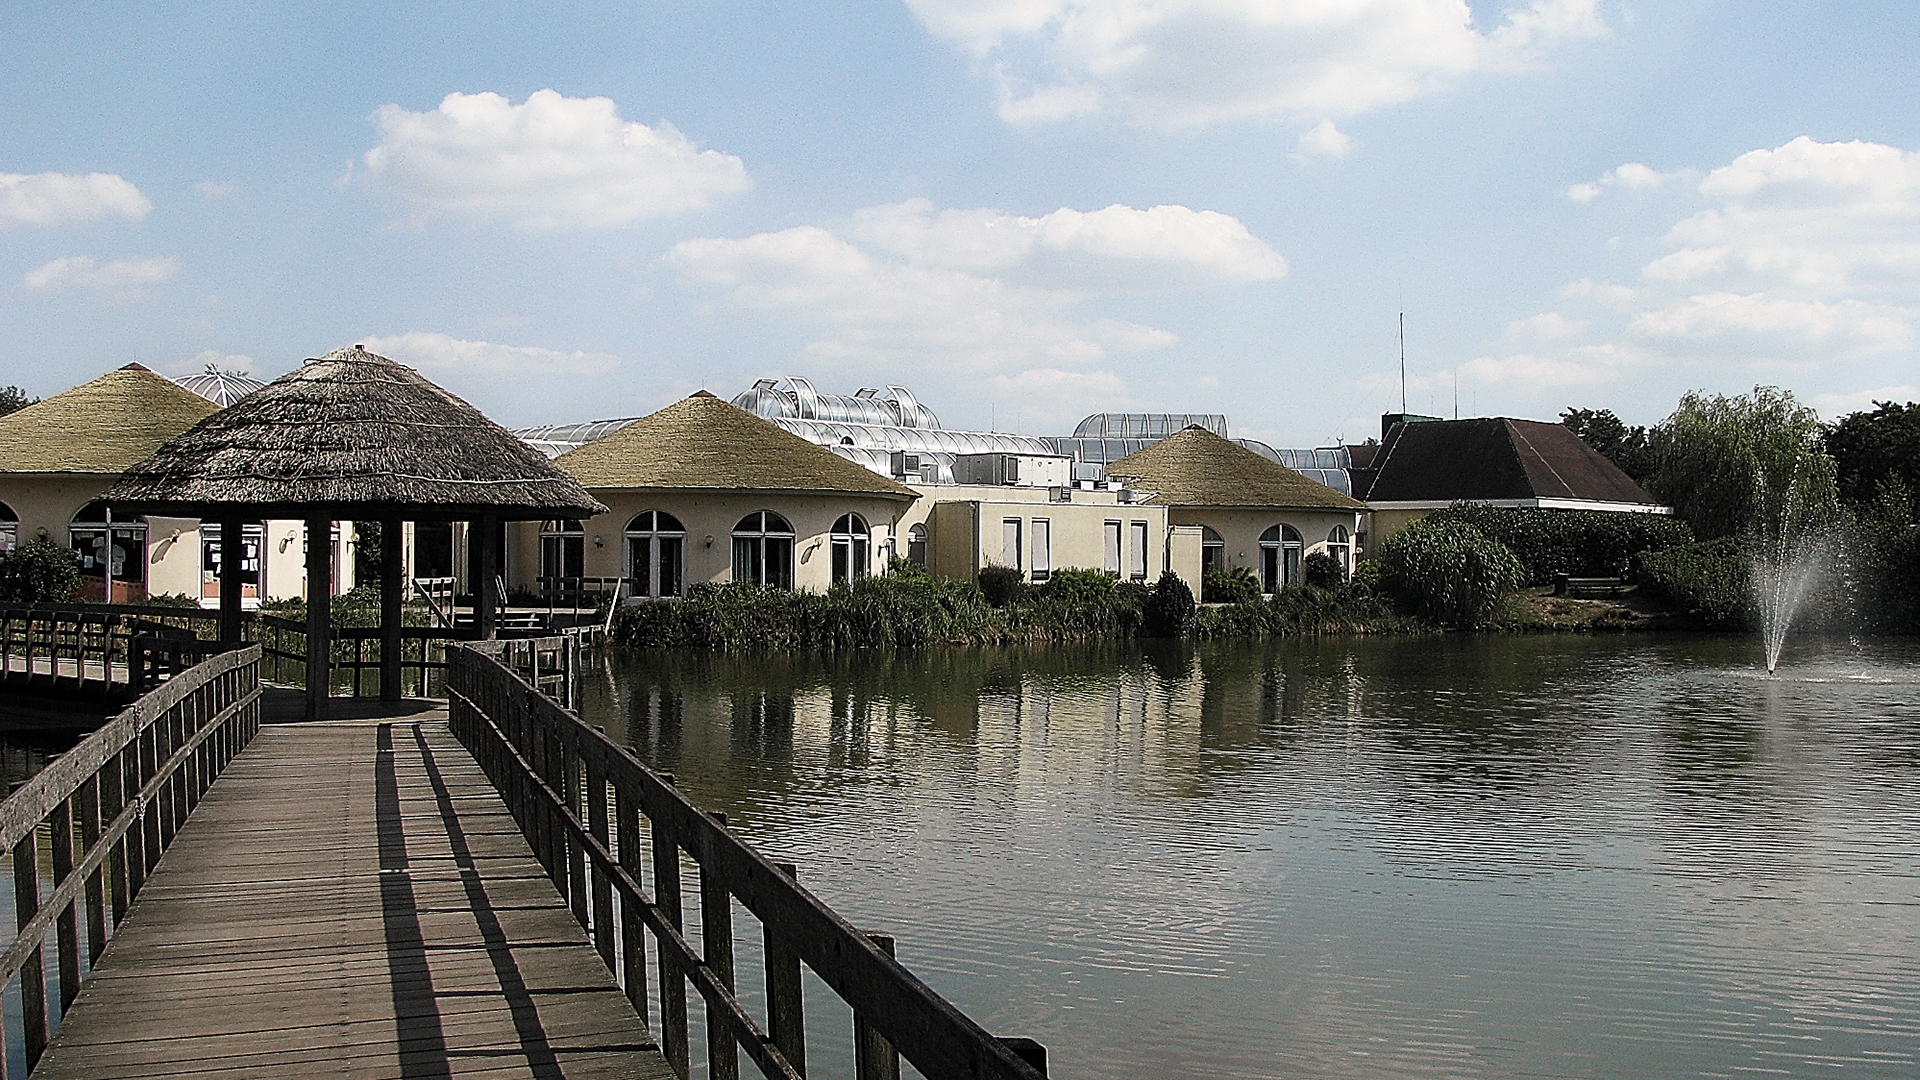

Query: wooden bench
[1555,575,1625,598]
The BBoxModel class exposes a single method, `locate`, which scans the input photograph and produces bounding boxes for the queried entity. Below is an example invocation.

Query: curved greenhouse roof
[174,365,266,407]
[732,378,941,429]
[1072,413,1229,439]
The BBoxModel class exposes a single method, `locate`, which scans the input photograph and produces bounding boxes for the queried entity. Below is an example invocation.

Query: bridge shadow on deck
[31,711,672,1079]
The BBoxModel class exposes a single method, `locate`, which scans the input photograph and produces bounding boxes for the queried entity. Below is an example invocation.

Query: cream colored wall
[897,485,1171,584]
[1363,507,1431,550]
[1167,524,1203,596]
[551,489,914,594]
[1171,507,1364,576]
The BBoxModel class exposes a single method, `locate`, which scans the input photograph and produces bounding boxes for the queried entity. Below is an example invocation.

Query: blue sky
[5,1,1917,446]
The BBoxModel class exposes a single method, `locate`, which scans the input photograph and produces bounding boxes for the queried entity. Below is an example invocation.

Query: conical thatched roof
[1109,426,1369,510]
[556,392,917,501]
[0,364,218,475]
[101,346,607,521]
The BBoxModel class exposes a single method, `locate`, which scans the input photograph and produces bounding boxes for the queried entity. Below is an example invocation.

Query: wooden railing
[255,614,477,699]
[0,645,261,1077]
[1,604,231,700]
[447,641,1048,1080]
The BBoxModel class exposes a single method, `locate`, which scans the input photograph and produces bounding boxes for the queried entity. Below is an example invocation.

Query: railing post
[105,747,133,924]
[766,861,806,1077]
[14,828,48,1070]
[616,781,648,1027]
[702,815,738,1080]
[855,933,901,1080]
[652,800,689,1078]
[50,799,81,1011]
[587,757,614,971]
[78,775,107,964]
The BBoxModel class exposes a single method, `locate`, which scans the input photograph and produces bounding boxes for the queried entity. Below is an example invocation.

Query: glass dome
[174,365,266,407]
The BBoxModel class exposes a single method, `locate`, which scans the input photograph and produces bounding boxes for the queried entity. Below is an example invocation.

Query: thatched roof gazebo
[102,345,607,718]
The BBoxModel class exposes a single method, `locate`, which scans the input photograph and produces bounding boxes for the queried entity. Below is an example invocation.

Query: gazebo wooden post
[304,516,331,721]
[379,515,402,701]
[217,516,245,645]
[476,514,499,640]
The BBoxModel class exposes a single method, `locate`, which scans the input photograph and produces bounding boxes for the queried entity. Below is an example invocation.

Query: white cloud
[1294,119,1354,160]
[1558,278,1639,303]
[1458,352,1613,388]
[361,89,750,230]
[1506,311,1586,339]
[1629,292,1912,351]
[663,199,1278,373]
[359,333,620,379]
[908,0,1605,128]
[1566,161,1670,202]
[1810,384,1920,421]
[0,172,150,228]
[196,181,235,199]
[22,255,179,298]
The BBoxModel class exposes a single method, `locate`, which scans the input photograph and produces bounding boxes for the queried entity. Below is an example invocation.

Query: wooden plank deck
[31,711,673,1080]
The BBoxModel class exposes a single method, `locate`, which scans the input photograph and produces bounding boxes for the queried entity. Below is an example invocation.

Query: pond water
[576,633,1920,1080]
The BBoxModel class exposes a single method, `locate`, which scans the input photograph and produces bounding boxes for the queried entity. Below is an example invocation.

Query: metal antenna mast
[1398,312,1406,413]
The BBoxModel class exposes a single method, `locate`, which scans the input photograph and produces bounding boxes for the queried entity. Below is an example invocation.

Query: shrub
[1202,566,1262,604]
[138,592,203,608]
[1426,503,1694,585]
[1142,571,1196,637]
[1632,537,1750,628]
[0,540,81,603]
[1030,568,1144,637]
[976,565,1025,607]
[1302,551,1342,589]
[1375,518,1525,628]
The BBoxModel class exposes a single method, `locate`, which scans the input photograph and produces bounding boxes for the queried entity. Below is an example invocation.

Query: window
[199,522,264,596]
[733,511,794,589]
[831,513,869,584]
[1002,518,1022,571]
[69,502,148,585]
[1200,525,1224,574]
[539,520,584,583]
[1327,525,1352,580]
[625,511,686,598]
[1104,520,1121,576]
[1258,524,1303,593]
[906,523,927,568]
[1031,518,1051,581]
[0,502,16,560]
[1129,520,1148,580]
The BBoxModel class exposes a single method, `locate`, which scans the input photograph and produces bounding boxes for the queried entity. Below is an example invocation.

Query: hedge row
[1426,504,1694,585]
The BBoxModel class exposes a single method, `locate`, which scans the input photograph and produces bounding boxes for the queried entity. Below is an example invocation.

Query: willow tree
[1650,386,1838,542]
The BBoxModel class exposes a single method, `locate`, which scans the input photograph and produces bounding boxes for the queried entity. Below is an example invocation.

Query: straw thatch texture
[102,346,607,520]
[1109,426,1370,510]
[0,364,218,474]
[556,392,917,500]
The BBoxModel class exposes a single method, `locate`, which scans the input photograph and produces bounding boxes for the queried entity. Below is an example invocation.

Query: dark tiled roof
[1108,426,1369,510]
[1360,418,1658,504]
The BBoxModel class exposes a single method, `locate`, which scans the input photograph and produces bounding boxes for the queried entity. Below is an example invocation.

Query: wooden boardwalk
[30,711,673,1079]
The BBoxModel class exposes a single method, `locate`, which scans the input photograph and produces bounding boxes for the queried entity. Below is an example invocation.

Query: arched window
[1327,525,1352,580]
[1258,524,1303,593]
[539,520,584,583]
[906,523,928,568]
[0,501,16,559]
[733,511,794,589]
[69,502,149,592]
[1200,525,1225,574]
[830,513,869,584]
[625,511,686,598]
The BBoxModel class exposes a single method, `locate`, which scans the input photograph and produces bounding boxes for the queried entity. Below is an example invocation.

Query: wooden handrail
[446,642,1048,1080]
[0,645,261,1075]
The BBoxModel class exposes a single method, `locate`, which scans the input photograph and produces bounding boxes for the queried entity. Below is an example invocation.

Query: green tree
[1649,387,1838,542]
[1375,518,1524,629]
[1823,400,1920,508]
[1560,406,1656,483]
[0,539,82,602]
[0,386,36,417]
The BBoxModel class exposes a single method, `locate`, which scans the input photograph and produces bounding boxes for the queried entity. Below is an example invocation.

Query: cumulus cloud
[662,199,1279,373]
[22,255,179,298]
[908,0,1605,128]
[1630,292,1912,350]
[167,349,256,376]
[1294,120,1354,160]
[1506,311,1586,339]
[1566,161,1669,202]
[359,333,620,378]
[1810,384,1920,421]
[360,90,750,230]
[0,172,150,228]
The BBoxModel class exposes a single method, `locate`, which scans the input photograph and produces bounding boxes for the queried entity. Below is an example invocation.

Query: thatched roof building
[102,346,606,520]
[556,392,917,501]
[0,364,218,475]
[1108,426,1369,510]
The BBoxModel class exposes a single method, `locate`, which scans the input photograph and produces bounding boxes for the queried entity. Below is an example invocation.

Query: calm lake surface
[576,633,1920,1080]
